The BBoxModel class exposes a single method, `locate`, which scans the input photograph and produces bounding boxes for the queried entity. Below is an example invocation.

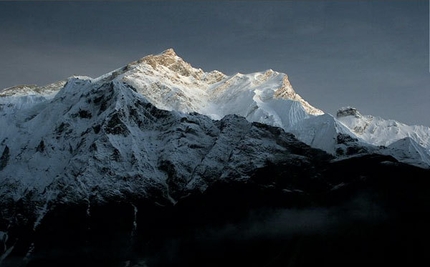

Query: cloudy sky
[1,1,429,126]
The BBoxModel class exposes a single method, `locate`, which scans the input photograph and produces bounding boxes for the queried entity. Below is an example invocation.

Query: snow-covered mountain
[336,106,430,148]
[0,55,334,265]
[335,107,430,167]
[116,48,323,126]
[1,48,430,266]
[1,75,325,207]
[110,49,430,167]
[1,47,428,218]
[0,62,331,251]
[3,48,428,167]
[383,137,430,167]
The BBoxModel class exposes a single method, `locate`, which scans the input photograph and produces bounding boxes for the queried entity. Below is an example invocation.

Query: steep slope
[380,137,430,168]
[288,113,374,156]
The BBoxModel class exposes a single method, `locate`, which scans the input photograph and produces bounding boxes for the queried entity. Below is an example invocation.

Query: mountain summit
[121,48,324,125]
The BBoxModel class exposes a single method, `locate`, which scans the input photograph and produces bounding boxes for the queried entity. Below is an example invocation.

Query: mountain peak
[162,48,177,57]
[137,48,201,78]
[119,49,323,125]
[274,75,296,99]
[274,75,323,116]
[0,80,67,97]
[337,107,362,118]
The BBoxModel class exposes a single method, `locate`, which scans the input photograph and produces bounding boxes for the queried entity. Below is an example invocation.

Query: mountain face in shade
[1,49,430,266]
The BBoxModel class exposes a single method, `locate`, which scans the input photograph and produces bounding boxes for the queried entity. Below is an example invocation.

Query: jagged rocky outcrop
[336,106,362,118]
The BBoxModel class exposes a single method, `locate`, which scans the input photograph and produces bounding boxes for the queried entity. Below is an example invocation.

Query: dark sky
[1,1,429,126]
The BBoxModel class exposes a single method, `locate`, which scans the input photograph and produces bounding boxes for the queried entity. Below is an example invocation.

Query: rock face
[336,106,362,118]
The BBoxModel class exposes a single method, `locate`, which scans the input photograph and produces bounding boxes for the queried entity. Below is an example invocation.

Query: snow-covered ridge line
[0,80,67,98]
[336,106,430,149]
[119,49,323,128]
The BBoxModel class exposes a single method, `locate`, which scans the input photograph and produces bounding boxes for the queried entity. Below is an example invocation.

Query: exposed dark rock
[104,113,129,136]
[36,140,45,153]
[77,109,92,119]
[336,106,362,118]
[0,145,9,171]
